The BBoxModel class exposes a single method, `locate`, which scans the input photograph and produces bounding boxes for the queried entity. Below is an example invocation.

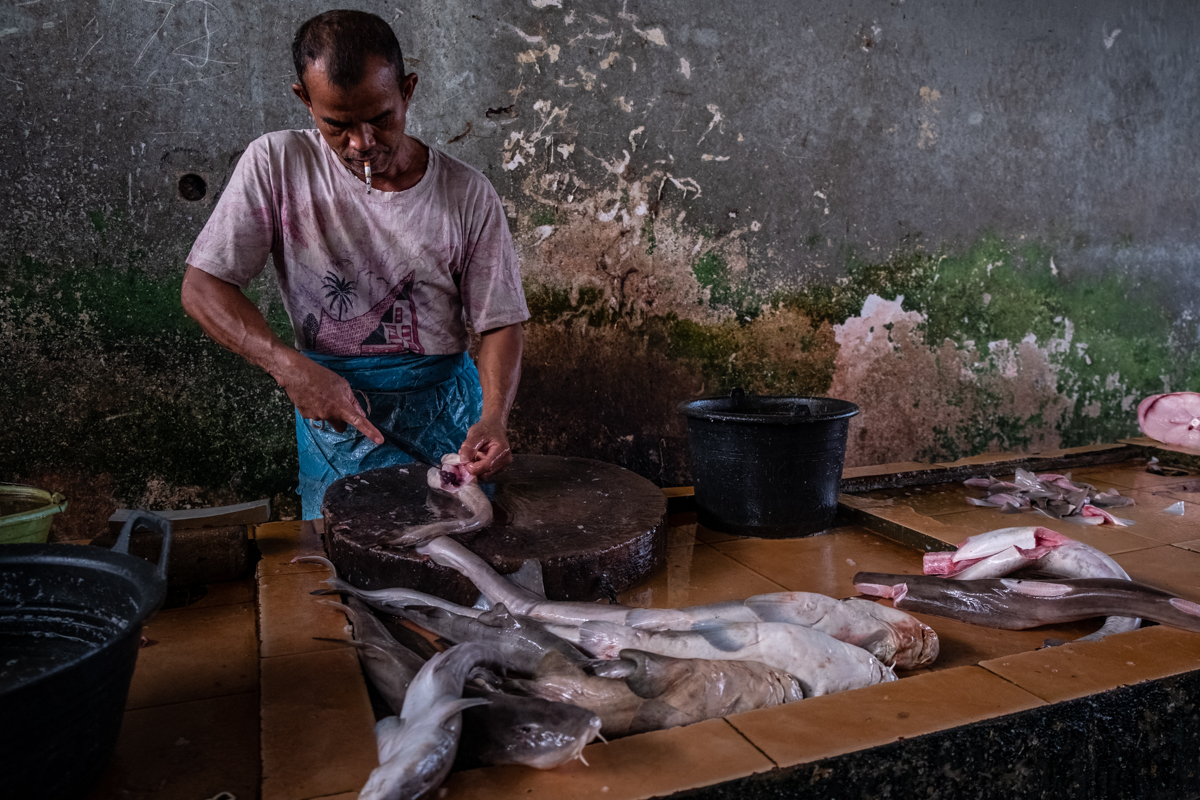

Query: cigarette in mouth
[364,162,372,194]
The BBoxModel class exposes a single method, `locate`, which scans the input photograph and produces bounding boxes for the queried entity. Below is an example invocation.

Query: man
[181,10,527,519]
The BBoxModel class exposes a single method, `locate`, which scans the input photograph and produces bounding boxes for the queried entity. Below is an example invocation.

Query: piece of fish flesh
[389,454,493,547]
[359,642,502,800]
[1139,392,1200,448]
[594,649,806,714]
[853,572,1200,634]
[548,620,896,697]
[416,535,936,668]
[920,526,1140,641]
[393,604,589,675]
[458,690,601,769]
[503,651,698,738]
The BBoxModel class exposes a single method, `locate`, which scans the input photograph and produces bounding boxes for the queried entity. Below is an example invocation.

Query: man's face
[292,55,418,181]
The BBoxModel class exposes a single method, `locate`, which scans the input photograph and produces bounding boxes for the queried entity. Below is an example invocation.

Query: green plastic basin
[0,485,68,545]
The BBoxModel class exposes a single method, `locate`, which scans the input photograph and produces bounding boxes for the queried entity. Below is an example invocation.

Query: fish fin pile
[963,468,1134,525]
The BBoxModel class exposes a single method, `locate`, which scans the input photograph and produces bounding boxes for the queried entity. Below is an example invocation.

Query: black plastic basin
[0,512,171,799]
[678,391,859,537]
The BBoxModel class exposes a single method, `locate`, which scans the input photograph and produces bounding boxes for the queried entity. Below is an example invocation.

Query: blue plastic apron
[294,350,483,519]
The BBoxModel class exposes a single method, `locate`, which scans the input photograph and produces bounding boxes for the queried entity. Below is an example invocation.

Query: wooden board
[323,455,667,605]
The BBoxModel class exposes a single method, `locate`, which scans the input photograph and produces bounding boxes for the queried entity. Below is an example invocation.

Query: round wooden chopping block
[323,455,667,605]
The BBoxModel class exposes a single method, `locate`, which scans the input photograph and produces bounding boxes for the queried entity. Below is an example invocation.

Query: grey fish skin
[595,649,806,714]
[296,555,485,619]
[459,692,601,770]
[504,651,698,739]
[321,597,425,714]
[359,642,503,800]
[395,604,588,676]
[741,593,939,670]
[853,572,1200,634]
[551,620,895,698]
[417,536,936,669]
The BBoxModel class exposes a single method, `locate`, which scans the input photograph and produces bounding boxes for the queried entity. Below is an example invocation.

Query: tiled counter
[89,442,1200,799]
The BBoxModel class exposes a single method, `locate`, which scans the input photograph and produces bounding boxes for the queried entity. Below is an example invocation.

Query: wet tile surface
[898,606,1100,674]
[980,626,1200,703]
[256,519,328,577]
[727,666,1044,768]
[1113,545,1200,602]
[442,718,774,800]
[710,527,927,597]
[1072,463,1198,490]
[258,569,353,658]
[127,602,258,710]
[86,692,260,800]
[261,648,378,800]
[618,541,785,608]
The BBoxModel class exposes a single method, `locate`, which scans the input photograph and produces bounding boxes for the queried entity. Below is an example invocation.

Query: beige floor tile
[127,603,258,710]
[726,666,1043,768]
[442,718,774,800]
[899,607,1101,674]
[710,528,926,597]
[618,542,786,609]
[259,570,354,658]
[86,692,260,800]
[934,451,1026,468]
[695,523,739,544]
[838,500,973,548]
[1113,545,1200,601]
[859,481,982,517]
[256,519,328,577]
[1071,463,1197,490]
[979,626,1200,703]
[842,461,935,479]
[1175,539,1200,554]
[261,648,378,800]
[1121,436,1200,460]
[169,577,255,610]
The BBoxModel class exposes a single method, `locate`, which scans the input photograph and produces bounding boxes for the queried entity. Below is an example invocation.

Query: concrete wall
[2,0,1197,526]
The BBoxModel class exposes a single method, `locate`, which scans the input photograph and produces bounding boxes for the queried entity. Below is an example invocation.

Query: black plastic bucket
[678,390,859,537]
[0,512,171,800]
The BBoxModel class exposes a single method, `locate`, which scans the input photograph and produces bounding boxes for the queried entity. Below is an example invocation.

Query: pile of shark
[302,460,1200,800]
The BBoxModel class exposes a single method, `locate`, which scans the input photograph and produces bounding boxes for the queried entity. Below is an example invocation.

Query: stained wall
[2,0,1196,523]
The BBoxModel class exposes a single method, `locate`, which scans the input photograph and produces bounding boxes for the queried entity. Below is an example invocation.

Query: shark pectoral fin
[507,559,547,598]
[374,715,406,761]
[1000,579,1072,597]
[433,697,491,727]
[696,625,748,653]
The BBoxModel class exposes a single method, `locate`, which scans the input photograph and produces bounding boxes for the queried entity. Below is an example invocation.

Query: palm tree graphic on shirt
[321,269,358,320]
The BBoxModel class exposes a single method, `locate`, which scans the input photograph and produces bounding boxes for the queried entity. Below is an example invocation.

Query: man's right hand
[275,352,385,443]
[181,265,384,445]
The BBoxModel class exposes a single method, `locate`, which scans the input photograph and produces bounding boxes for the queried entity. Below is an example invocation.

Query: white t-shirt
[187,130,528,356]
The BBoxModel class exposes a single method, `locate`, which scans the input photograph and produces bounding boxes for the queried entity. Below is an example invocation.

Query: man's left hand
[458,418,513,480]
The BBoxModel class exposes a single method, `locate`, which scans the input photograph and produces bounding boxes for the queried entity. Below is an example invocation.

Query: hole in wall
[178,173,207,201]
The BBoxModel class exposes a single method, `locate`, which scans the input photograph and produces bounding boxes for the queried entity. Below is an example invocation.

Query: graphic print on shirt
[302,266,424,356]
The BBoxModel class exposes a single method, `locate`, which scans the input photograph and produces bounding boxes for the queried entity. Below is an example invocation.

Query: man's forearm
[180,264,383,441]
[180,265,298,379]
[475,323,524,427]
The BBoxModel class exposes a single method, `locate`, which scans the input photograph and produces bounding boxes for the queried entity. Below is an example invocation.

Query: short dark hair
[292,10,406,89]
